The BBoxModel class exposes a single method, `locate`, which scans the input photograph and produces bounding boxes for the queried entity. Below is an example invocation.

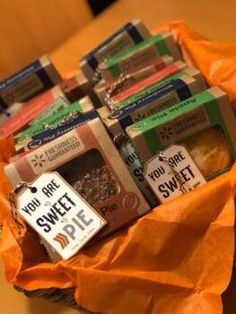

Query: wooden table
[51,0,236,76]
[2,1,236,313]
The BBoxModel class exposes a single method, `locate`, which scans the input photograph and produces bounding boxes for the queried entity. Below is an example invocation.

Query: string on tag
[104,73,131,110]
[158,152,188,194]
[8,182,37,236]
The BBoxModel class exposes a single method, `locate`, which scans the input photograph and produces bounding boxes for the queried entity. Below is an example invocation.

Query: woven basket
[14,286,91,313]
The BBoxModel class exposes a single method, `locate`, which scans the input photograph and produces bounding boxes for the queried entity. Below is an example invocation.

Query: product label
[96,32,134,63]
[17,99,83,143]
[30,97,69,126]
[27,131,85,174]
[1,74,44,105]
[85,22,141,68]
[130,92,180,123]
[156,107,209,145]
[118,70,187,109]
[0,60,42,91]
[144,145,206,202]
[17,172,106,259]
[118,44,158,74]
[109,79,191,129]
[25,111,99,150]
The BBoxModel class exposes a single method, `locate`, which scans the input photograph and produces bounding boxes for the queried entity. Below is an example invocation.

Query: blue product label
[109,79,191,120]
[85,22,144,71]
[108,78,192,130]
[0,60,42,91]
[27,111,99,149]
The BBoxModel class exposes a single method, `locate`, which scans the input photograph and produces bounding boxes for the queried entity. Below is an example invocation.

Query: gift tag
[144,144,206,203]
[16,172,106,260]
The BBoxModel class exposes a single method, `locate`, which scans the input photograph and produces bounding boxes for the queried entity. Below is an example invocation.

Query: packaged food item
[114,133,158,207]
[16,96,94,146]
[5,118,150,237]
[126,87,236,179]
[0,86,65,138]
[94,55,174,105]
[24,111,99,151]
[99,32,182,81]
[98,75,204,137]
[109,61,187,105]
[17,172,107,261]
[114,67,206,110]
[0,71,100,130]
[59,72,100,108]
[79,19,150,83]
[0,55,61,109]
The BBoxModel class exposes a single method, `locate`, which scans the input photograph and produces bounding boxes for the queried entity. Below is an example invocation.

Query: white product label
[144,145,206,203]
[27,130,85,175]
[17,172,106,260]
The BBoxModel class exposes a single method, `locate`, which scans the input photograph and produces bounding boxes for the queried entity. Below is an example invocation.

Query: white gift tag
[144,144,206,203]
[17,172,106,260]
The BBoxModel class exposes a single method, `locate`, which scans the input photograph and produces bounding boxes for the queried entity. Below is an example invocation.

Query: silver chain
[43,112,81,131]
[104,73,131,110]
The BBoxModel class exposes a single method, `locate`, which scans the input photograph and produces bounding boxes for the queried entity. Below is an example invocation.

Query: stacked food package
[2,19,236,260]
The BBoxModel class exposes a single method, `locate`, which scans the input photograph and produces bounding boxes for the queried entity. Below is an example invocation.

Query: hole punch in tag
[144,144,206,203]
[13,172,106,260]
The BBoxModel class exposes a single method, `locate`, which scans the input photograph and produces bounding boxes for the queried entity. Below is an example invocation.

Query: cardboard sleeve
[0,21,236,314]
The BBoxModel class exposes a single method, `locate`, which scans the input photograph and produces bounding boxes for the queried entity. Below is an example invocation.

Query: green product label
[131,90,216,155]
[131,90,215,132]
[30,97,69,126]
[104,34,169,77]
[17,100,83,143]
